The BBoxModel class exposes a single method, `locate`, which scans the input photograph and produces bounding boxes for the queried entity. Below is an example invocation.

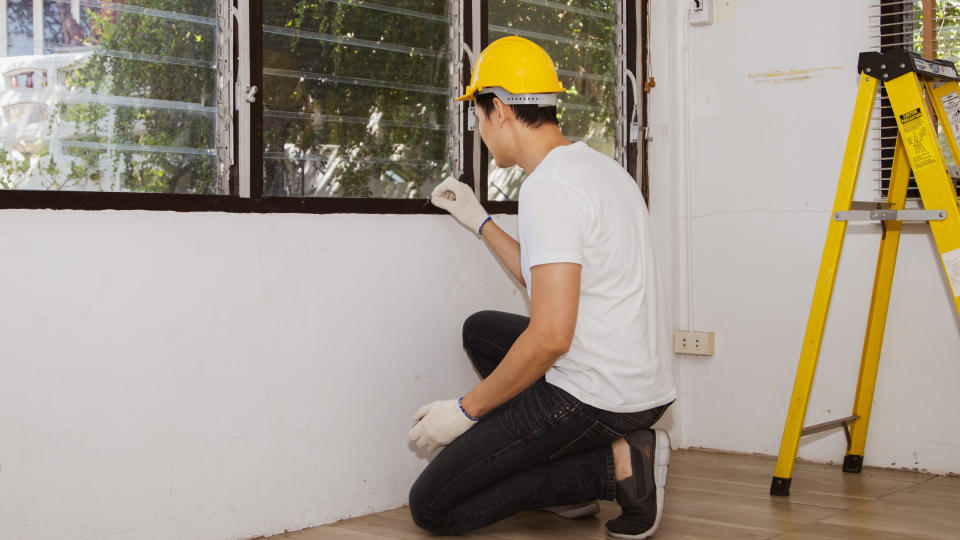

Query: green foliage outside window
[56,0,218,194]
[262,0,450,197]
[3,0,617,198]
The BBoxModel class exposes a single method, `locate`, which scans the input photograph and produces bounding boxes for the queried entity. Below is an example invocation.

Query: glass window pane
[1,1,220,193]
[6,0,34,56]
[262,0,451,198]
[486,0,616,201]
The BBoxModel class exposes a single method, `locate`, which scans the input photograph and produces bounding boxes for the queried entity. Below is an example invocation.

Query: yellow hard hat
[456,36,565,103]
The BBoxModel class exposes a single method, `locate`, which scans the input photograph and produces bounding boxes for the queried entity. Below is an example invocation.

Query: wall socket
[674,331,715,356]
[690,0,714,26]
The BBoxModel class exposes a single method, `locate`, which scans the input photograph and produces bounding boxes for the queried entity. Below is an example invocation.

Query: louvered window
[1,1,650,212]
[873,0,960,199]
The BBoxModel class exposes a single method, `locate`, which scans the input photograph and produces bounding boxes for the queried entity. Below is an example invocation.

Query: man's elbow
[536,331,573,358]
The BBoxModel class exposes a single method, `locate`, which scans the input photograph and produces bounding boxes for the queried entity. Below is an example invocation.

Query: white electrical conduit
[681,4,695,330]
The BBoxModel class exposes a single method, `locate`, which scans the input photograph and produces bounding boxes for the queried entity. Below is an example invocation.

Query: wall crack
[693,208,829,218]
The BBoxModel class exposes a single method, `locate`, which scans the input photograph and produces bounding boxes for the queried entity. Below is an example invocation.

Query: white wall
[0,210,528,539]
[662,0,960,474]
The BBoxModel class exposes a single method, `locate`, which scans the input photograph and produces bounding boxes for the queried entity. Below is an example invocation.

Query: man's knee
[408,481,446,534]
[462,310,498,349]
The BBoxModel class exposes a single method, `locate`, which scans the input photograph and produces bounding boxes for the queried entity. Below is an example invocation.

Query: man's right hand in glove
[431,176,491,234]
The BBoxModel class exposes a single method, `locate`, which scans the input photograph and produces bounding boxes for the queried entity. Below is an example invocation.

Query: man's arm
[459,262,581,418]
[480,221,525,287]
[429,177,525,286]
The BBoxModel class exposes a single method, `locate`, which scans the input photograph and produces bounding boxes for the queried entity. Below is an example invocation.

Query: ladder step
[801,415,859,437]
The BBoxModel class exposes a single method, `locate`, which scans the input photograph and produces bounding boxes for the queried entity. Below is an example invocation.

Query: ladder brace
[800,415,859,446]
[834,209,946,222]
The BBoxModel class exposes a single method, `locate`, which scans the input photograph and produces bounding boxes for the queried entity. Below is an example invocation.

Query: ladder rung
[801,415,859,437]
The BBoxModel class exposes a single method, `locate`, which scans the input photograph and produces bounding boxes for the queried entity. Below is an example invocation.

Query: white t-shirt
[518,141,676,413]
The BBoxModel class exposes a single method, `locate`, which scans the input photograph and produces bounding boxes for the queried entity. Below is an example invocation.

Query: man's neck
[515,126,572,173]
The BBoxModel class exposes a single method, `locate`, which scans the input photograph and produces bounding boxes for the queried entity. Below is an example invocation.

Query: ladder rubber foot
[843,454,864,473]
[770,476,791,496]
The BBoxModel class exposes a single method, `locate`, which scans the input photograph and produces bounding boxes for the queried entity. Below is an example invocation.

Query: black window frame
[0,0,649,214]
[477,0,650,214]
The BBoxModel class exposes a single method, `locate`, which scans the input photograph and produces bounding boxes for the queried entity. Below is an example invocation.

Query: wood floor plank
[261,450,957,540]
[887,474,960,500]
[817,504,959,540]
[671,452,919,503]
[664,485,842,535]
[681,450,935,484]
[814,475,960,540]
[770,521,918,540]
[665,475,864,510]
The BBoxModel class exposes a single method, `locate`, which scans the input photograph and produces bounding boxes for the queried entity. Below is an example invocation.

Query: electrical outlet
[674,331,715,356]
[690,0,714,26]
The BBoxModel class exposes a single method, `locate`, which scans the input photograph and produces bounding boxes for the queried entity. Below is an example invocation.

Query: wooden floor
[263,449,960,539]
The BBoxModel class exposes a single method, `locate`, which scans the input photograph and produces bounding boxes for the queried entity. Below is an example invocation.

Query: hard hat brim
[456,85,564,103]
[455,84,480,101]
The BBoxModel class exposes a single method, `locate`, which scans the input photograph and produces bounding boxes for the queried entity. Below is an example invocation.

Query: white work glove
[408,399,477,451]
[430,176,491,234]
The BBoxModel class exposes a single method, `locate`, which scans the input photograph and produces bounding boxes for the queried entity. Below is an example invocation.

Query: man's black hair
[475,92,558,128]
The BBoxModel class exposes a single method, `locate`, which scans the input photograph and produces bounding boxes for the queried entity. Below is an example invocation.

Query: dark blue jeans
[409,310,671,535]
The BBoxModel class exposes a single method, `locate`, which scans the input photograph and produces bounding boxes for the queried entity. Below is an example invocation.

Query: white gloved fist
[430,177,491,234]
[408,399,477,451]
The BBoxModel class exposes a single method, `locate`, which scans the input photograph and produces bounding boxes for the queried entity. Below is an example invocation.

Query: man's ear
[492,97,510,127]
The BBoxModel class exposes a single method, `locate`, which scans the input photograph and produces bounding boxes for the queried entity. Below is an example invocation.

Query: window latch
[626,70,641,143]
[245,85,258,103]
[463,43,476,132]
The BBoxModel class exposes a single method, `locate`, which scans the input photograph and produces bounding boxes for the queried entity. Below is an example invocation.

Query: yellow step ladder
[771,49,960,496]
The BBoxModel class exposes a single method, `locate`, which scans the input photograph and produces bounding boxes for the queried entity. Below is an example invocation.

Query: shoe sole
[541,500,601,519]
[605,429,671,539]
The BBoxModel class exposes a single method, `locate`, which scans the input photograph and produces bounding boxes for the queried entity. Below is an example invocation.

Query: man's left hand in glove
[409,398,478,451]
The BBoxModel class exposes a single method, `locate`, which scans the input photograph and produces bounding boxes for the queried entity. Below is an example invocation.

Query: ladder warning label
[940,92,960,149]
[899,108,937,170]
[944,248,960,298]
[900,108,923,125]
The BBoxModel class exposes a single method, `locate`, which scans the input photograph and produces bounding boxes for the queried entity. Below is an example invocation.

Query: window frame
[476,0,649,213]
[0,0,649,214]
